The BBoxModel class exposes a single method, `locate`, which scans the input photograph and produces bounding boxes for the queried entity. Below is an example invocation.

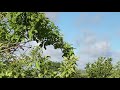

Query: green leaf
[36,61,40,70]
[28,30,33,40]
[23,26,26,29]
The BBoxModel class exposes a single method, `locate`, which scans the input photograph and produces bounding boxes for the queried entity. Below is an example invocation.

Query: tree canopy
[0,12,78,78]
[85,57,113,78]
[0,12,74,58]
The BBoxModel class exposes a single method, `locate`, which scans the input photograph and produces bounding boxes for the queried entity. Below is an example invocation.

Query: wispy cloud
[44,12,60,23]
[81,30,110,56]
[75,29,114,69]
[75,13,104,28]
[81,41,112,58]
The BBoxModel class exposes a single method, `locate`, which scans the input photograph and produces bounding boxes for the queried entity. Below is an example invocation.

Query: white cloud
[81,41,112,57]
[14,41,63,62]
[42,45,63,62]
[14,41,39,56]
[75,30,114,69]
[77,29,112,57]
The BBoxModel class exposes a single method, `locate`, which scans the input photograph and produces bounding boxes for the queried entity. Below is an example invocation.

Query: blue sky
[57,12,120,50]
[44,12,120,69]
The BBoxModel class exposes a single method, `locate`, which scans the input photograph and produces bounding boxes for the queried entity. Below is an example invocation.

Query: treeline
[75,57,120,78]
[0,46,120,78]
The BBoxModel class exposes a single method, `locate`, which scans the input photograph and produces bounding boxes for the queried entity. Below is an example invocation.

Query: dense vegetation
[0,12,120,78]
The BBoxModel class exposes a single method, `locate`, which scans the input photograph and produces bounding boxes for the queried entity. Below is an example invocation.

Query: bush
[85,57,113,78]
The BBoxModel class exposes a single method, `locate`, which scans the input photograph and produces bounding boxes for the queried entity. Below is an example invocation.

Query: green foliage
[0,12,75,58]
[85,57,113,78]
[0,46,53,78]
[58,55,78,78]
[3,13,72,55]
[109,61,120,78]
[0,46,78,78]
[0,12,78,78]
